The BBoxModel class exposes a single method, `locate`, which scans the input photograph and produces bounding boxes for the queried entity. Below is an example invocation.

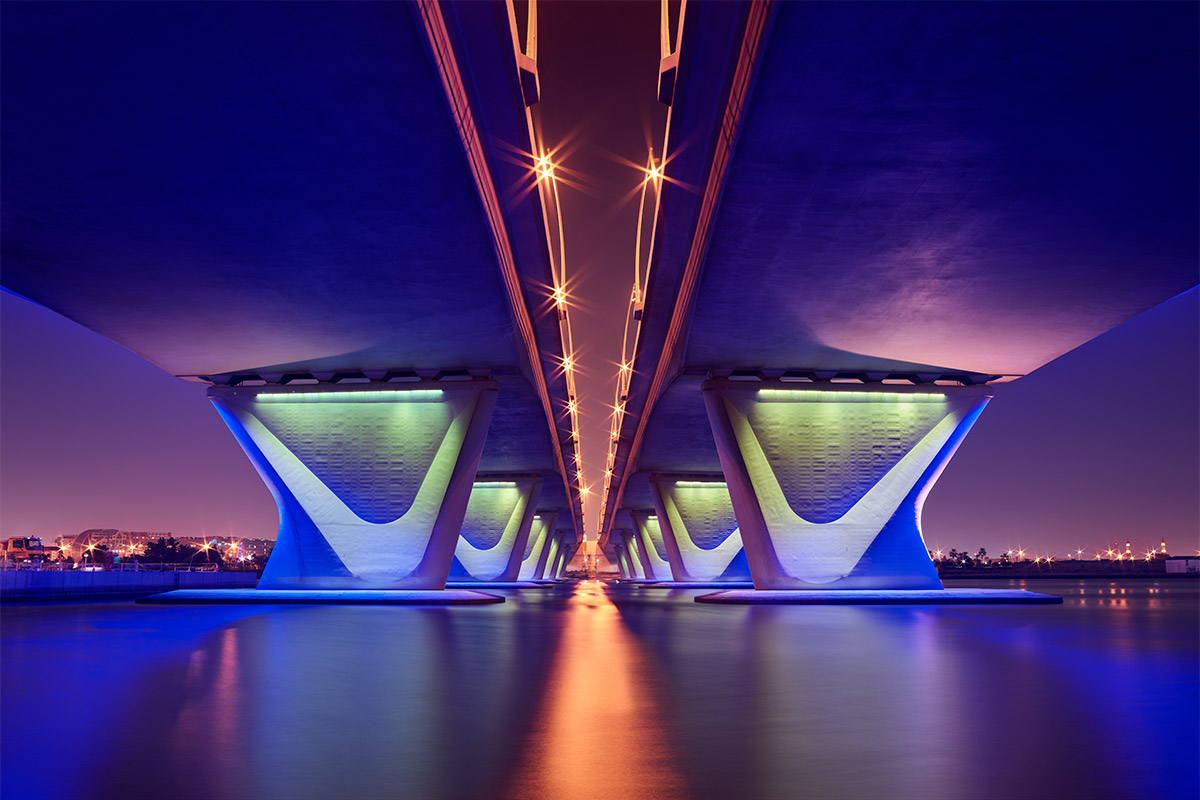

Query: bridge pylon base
[703,381,992,591]
[518,511,558,580]
[210,381,496,590]
[450,475,543,582]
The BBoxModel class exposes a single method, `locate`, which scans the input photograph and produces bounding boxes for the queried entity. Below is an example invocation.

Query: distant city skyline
[2,288,1196,557]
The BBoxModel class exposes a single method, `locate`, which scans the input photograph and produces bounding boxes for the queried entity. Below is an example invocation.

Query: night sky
[1,2,1197,558]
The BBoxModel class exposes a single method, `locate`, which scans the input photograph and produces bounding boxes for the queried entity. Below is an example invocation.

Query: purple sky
[1,2,1196,557]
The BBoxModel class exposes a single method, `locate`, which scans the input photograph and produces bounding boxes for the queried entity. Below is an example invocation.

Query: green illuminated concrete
[542,533,562,581]
[551,534,577,579]
[622,532,646,579]
[452,475,543,581]
[631,513,673,581]
[648,479,748,581]
[210,382,497,590]
[519,512,558,580]
[705,383,992,590]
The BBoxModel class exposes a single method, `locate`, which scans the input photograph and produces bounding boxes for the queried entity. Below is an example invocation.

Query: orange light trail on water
[503,581,687,800]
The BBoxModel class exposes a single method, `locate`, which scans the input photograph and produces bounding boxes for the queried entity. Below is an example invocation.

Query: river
[2,578,1196,799]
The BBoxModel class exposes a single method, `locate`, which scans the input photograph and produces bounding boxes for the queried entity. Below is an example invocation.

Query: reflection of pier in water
[1,579,1196,799]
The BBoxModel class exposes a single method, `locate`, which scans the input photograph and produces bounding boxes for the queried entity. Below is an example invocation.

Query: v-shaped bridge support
[210,381,497,589]
[704,381,992,590]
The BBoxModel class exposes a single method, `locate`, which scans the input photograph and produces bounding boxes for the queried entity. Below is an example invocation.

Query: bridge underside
[1,2,585,587]
[2,2,522,378]
[604,2,1197,591]
[689,2,1198,379]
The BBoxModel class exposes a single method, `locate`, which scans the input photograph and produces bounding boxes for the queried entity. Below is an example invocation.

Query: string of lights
[598,153,665,530]
[532,145,588,516]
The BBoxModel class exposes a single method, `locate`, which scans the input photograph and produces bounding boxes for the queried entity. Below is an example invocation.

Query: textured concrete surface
[212,383,496,589]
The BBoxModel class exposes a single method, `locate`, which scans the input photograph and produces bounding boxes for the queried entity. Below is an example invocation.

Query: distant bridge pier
[449,475,543,582]
[542,532,563,581]
[209,381,496,590]
[630,513,672,582]
[519,512,559,580]
[612,539,632,579]
[647,478,750,582]
[620,532,647,580]
[551,535,578,579]
[703,381,992,590]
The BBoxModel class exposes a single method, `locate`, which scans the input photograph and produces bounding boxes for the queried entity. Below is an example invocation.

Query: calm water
[2,579,1197,800]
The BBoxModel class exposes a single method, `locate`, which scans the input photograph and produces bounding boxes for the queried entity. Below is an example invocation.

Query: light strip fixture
[255,390,444,402]
[756,390,946,402]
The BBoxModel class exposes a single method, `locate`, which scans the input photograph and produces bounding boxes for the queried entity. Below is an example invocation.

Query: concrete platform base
[137,589,504,605]
[446,581,542,589]
[636,581,756,589]
[695,588,1062,605]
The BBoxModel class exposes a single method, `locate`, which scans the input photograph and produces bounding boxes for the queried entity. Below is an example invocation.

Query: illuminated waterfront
[2,578,1196,800]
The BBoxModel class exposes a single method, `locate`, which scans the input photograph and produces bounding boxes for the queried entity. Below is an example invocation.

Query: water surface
[3,579,1196,799]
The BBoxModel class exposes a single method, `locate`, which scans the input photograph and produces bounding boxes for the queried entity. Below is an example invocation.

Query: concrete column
[555,540,576,578]
[613,543,630,578]
[450,475,543,581]
[552,534,571,578]
[629,515,672,582]
[648,477,749,582]
[703,381,992,590]
[210,381,497,590]
[519,511,558,580]
[541,531,562,580]
[621,532,647,579]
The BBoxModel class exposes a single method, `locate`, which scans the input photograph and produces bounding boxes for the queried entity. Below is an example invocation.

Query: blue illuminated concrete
[705,383,991,590]
[138,589,504,605]
[451,476,543,582]
[695,589,1061,605]
[518,512,558,580]
[647,479,749,581]
[631,513,673,582]
[444,582,541,589]
[211,382,496,590]
[640,582,754,590]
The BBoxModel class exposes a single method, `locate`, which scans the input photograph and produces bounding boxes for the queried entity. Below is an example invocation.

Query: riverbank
[937,561,1198,580]
[0,569,257,600]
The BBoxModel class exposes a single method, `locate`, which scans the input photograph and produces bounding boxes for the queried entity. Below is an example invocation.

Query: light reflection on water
[505,580,686,800]
[1,579,1196,800]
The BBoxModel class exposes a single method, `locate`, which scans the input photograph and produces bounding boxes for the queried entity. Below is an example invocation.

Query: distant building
[54,530,274,562]
[1165,557,1199,575]
[204,538,275,562]
[57,529,173,560]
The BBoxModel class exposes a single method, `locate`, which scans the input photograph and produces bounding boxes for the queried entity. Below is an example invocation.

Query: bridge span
[1,1,1195,597]
[599,2,1197,591]
[2,1,583,590]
